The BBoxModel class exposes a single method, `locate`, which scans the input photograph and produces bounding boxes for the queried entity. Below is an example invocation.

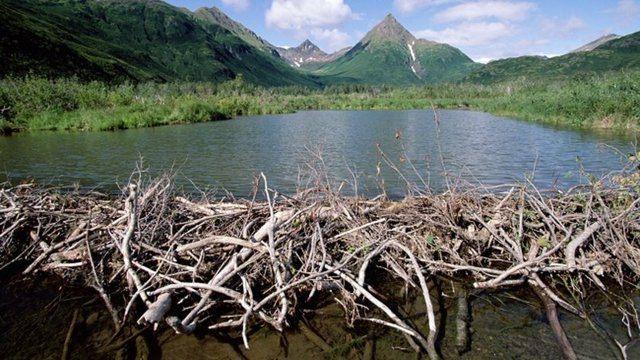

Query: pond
[1,110,637,359]
[0,110,634,197]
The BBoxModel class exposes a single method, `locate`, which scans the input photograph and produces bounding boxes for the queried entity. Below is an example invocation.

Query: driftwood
[1,164,639,359]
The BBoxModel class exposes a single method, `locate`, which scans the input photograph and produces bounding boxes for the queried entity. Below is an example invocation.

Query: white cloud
[415,21,513,46]
[609,0,640,23]
[265,0,355,30]
[220,0,250,11]
[540,16,586,37]
[311,28,351,51]
[516,38,549,47]
[434,1,536,23]
[475,57,495,64]
[562,16,586,31]
[414,1,540,62]
[394,0,456,14]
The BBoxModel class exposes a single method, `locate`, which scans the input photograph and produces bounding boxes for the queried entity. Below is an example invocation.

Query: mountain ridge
[314,14,478,85]
[362,13,416,44]
[277,40,329,68]
[465,31,640,84]
[5,0,636,88]
[571,34,620,53]
[0,0,320,87]
[193,6,281,57]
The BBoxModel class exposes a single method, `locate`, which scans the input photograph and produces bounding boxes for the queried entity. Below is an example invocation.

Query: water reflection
[0,110,633,197]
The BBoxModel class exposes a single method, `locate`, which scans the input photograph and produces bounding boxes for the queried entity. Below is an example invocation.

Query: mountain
[277,42,353,71]
[277,40,331,68]
[327,47,352,61]
[193,7,280,57]
[313,14,479,85]
[571,34,620,53]
[0,0,320,87]
[466,31,640,84]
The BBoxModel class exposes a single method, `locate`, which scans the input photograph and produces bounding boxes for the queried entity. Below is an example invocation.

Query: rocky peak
[299,39,320,52]
[363,13,415,44]
[277,40,329,67]
[571,34,621,53]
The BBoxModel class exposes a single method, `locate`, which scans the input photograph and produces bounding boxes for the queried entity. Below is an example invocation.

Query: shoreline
[2,104,638,137]
[2,73,638,136]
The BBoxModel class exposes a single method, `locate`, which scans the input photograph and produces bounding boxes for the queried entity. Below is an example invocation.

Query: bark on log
[532,285,577,360]
[180,210,295,329]
[455,286,471,355]
[138,294,172,330]
[565,222,602,268]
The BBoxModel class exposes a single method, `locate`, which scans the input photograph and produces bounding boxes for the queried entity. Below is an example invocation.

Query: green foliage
[0,0,320,87]
[465,31,640,84]
[1,71,639,134]
[414,43,482,83]
[168,101,228,124]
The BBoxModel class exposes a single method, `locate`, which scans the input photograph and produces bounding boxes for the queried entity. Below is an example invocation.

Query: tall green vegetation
[1,72,638,134]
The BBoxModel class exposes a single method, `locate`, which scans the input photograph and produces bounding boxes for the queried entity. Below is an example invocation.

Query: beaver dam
[1,165,640,359]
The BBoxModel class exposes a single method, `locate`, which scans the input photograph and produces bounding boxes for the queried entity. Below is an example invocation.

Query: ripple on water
[0,110,633,197]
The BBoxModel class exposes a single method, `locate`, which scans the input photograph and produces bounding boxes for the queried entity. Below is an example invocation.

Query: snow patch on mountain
[407,41,421,78]
[408,41,416,61]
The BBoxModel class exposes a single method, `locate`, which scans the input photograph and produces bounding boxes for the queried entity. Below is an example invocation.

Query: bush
[168,100,229,124]
[1,71,639,134]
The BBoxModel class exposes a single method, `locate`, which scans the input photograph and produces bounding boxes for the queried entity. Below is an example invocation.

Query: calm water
[0,110,634,197]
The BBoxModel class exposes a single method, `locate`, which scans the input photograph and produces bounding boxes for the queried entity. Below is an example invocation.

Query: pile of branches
[1,169,639,359]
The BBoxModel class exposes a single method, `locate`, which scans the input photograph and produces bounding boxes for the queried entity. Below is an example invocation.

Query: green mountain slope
[0,0,319,87]
[314,14,479,85]
[193,7,281,57]
[466,31,640,84]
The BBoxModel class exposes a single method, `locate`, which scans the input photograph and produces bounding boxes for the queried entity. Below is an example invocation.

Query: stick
[455,285,471,355]
[61,309,80,360]
[532,284,577,360]
[565,221,602,268]
[180,209,295,330]
[118,184,150,305]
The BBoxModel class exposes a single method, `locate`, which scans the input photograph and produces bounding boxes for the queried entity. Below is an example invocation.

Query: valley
[1,0,638,135]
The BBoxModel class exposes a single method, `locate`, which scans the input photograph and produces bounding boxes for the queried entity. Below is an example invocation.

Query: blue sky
[167,0,640,62]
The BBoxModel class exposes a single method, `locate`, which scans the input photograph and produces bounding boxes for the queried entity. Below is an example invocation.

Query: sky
[166,0,640,62]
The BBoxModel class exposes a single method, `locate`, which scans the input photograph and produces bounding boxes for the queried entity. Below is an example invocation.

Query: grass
[1,71,639,135]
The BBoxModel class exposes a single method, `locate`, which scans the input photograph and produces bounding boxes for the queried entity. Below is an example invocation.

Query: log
[565,222,602,268]
[532,285,577,360]
[180,210,296,329]
[138,294,172,330]
[298,319,332,352]
[455,286,471,355]
[2,166,639,354]
[176,236,264,253]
